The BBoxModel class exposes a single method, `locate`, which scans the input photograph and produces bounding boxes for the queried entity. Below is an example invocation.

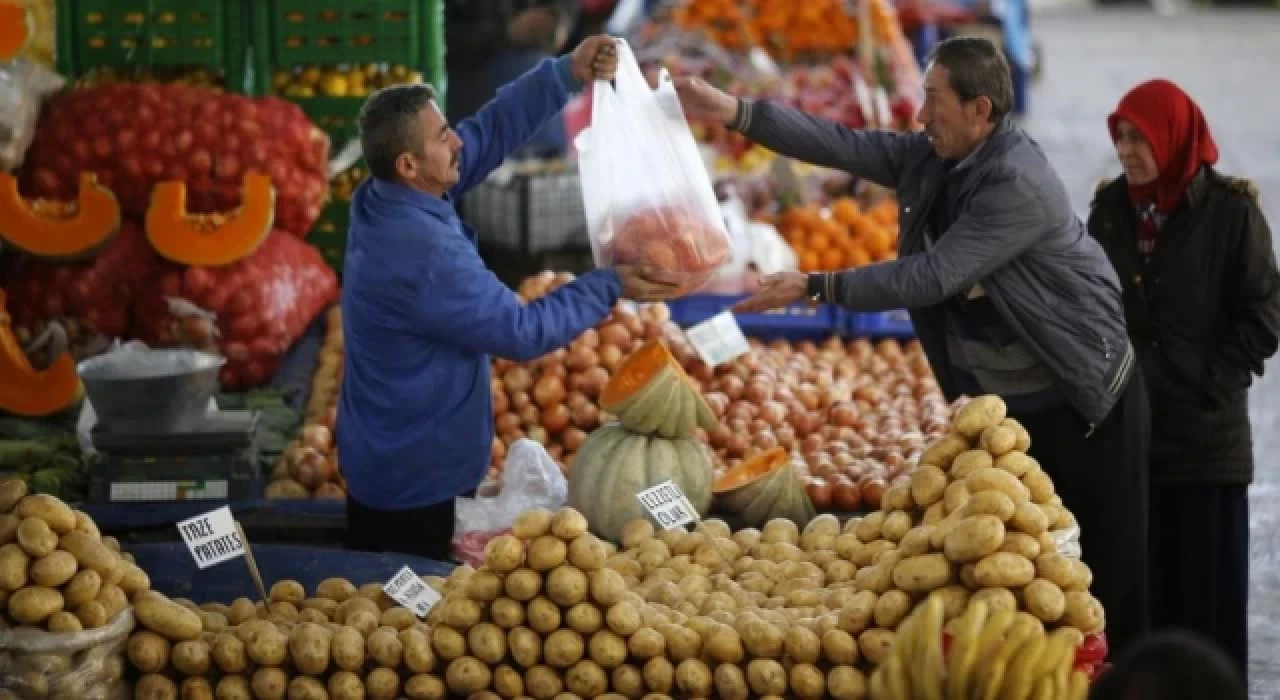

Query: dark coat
[1087,168,1280,484]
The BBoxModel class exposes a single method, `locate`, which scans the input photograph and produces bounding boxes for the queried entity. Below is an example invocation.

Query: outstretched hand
[615,265,687,302]
[672,76,741,126]
[732,271,809,313]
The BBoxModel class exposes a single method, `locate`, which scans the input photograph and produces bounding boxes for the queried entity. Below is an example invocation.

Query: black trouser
[346,494,464,562]
[1149,483,1250,676]
[1012,372,1151,656]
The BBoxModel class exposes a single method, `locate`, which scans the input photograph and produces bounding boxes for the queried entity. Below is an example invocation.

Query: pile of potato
[0,480,151,632]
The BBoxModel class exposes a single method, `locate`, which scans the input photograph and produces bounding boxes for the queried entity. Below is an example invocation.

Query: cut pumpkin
[0,2,32,61]
[713,447,815,527]
[0,291,84,417]
[145,172,276,267]
[566,422,714,543]
[599,339,717,439]
[0,172,121,260]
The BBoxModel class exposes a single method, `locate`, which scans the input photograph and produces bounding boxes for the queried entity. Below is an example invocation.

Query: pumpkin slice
[0,291,83,417]
[713,447,793,514]
[0,172,121,260]
[739,460,816,528]
[0,2,32,61]
[145,172,276,267]
[601,339,714,438]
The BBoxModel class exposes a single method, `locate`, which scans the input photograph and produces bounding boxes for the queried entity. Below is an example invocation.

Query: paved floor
[1021,8,1280,695]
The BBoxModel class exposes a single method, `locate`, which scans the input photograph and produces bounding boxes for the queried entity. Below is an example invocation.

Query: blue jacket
[338,57,623,510]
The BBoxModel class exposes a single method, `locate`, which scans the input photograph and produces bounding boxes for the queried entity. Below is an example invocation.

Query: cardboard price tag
[383,566,442,618]
[684,311,749,368]
[177,506,245,569]
[636,480,698,530]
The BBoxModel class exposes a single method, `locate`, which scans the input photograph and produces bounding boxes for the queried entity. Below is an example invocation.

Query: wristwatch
[805,273,828,304]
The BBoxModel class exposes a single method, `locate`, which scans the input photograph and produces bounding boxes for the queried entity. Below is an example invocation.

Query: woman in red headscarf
[1088,79,1280,673]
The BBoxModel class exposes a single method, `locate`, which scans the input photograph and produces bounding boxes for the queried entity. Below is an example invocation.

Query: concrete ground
[1021,8,1280,695]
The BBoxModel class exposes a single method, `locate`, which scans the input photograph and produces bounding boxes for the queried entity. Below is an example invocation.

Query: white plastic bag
[1051,525,1082,559]
[0,57,63,171]
[576,40,731,294]
[453,440,569,566]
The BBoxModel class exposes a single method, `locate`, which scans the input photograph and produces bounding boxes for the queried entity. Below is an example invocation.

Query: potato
[226,597,257,624]
[588,568,627,607]
[311,578,354,603]
[8,585,62,625]
[1062,591,1105,634]
[546,565,589,607]
[880,511,913,542]
[365,667,401,700]
[979,423,1018,456]
[791,662,826,700]
[970,587,1018,614]
[1011,502,1050,535]
[551,508,589,540]
[288,622,332,675]
[252,668,289,700]
[462,622,503,665]
[16,517,57,557]
[245,623,289,666]
[170,639,211,675]
[853,512,885,543]
[181,677,215,700]
[270,580,306,604]
[1034,552,1076,589]
[526,596,561,634]
[1023,579,1066,623]
[75,600,109,629]
[15,494,76,534]
[919,433,969,468]
[712,662,749,700]
[58,531,119,579]
[522,663,562,697]
[137,674,179,700]
[506,626,541,667]
[215,676,252,700]
[944,515,1006,563]
[1021,468,1056,504]
[445,656,492,695]
[880,483,911,512]
[119,563,151,598]
[504,568,542,602]
[403,673,445,700]
[973,552,1036,588]
[0,478,27,513]
[872,589,912,629]
[563,602,601,635]
[827,666,869,700]
[331,625,366,671]
[211,632,248,673]
[909,465,948,508]
[953,395,1007,438]
[127,630,171,673]
[525,535,567,573]
[286,676,326,700]
[891,552,953,593]
[966,467,1030,504]
[949,449,994,479]
[30,550,77,587]
[994,451,1036,478]
[432,625,468,662]
[743,658,785,696]
[513,508,554,539]
[1067,559,1093,592]
[0,514,19,545]
[136,595,203,641]
[44,609,81,634]
[1000,532,1042,559]
[568,534,608,571]
[335,596,379,624]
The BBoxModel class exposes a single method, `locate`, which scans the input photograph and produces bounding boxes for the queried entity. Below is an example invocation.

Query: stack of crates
[54,0,250,90]
[249,0,447,274]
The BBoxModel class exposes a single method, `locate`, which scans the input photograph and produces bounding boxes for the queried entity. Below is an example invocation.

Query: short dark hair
[358,83,438,181]
[928,37,1013,122]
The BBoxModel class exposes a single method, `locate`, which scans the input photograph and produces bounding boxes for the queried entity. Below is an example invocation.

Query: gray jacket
[737,100,1135,429]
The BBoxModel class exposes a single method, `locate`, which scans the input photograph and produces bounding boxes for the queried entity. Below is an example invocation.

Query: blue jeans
[447,49,569,158]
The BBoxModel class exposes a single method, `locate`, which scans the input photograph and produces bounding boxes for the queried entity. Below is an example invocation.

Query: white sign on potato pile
[636,480,698,530]
[176,506,245,569]
[684,311,750,368]
[383,566,442,618]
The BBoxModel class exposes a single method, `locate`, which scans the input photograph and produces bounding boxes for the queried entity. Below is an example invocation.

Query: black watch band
[805,273,826,303]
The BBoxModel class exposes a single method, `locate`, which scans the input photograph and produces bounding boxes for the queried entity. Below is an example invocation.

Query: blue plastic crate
[850,309,916,339]
[666,294,846,340]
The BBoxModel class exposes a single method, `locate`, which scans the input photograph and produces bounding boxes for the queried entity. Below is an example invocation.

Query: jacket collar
[951,117,1015,172]
[369,177,456,220]
[1103,166,1213,210]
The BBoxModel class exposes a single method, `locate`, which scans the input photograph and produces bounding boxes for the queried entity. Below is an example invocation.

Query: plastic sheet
[1050,524,1083,559]
[0,609,133,700]
[577,40,731,294]
[131,230,339,390]
[0,57,62,171]
[453,440,569,566]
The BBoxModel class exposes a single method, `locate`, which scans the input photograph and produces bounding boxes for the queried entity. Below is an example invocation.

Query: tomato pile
[18,84,329,238]
[132,230,339,389]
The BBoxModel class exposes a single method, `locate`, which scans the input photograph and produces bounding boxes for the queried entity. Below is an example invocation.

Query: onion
[503,366,533,393]
[298,425,332,453]
[496,413,521,434]
[565,347,599,372]
[533,375,567,409]
[578,367,610,397]
[562,427,588,453]
[542,404,571,434]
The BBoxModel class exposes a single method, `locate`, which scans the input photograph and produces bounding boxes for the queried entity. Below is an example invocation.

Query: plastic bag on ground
[2,221,159,349]
[131,229,339,390]
[453,439,569,566]
[0,57,63,171]
[18,84,329,237]
[577,40,731,294]
[0,609,133,700]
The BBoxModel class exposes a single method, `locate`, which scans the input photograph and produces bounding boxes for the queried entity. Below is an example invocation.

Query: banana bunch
[871,596,1094,700]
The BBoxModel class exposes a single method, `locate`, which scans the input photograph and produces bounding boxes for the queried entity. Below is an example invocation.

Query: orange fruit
[799,250,821,272]
[820,247,844,270]
[845,244,872,268]
[807,231,830,251]
[862,227,893,259]
[831,198,862,226]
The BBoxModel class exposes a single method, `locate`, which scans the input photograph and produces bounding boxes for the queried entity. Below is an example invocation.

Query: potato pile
[126,578,443,700]
[0,480,151,632]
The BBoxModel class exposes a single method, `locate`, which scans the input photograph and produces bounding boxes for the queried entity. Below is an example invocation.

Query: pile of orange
[767,197,899,272]
[669,0,900,57]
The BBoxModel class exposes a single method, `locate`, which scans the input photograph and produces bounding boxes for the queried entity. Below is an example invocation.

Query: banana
[998,633,1048,700]
[974,622,1035,700]
[1030,675,1055,700]
[1066,669,1091,700]
[946,602,990,700]
[914,595,947,700]
[1048,629,1078,696]
[884,652,913,700]
[965,607,1018,691]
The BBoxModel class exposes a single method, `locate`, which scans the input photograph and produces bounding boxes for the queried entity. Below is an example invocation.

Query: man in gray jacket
[675,37,1150,652]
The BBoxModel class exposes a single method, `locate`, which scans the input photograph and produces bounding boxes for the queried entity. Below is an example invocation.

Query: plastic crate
[667,294,846,340]
[310,200,350,275]
[849,309,916,339]
[460,165,588,255]
[55,0,250,87]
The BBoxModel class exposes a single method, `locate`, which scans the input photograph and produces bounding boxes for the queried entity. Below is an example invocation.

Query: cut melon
[0,2,33,61]
[599,339,717,438]
[714,448,815,527]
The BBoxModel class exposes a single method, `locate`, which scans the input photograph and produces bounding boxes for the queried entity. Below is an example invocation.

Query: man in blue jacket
[339,35,682,561]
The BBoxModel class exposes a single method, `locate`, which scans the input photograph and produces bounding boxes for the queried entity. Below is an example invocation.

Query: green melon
[713,448,815,528]
[598,340,717,439]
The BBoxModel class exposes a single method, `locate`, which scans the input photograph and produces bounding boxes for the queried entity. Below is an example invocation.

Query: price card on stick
[383,566,442,618]
[636,480,699,530]
[684,311,749,368]
[177,506,245,569]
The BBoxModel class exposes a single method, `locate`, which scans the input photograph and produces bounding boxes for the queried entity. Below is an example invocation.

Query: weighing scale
[87,410,263,503]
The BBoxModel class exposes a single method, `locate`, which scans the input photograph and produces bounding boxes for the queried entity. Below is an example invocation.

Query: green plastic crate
[55,0,250,89]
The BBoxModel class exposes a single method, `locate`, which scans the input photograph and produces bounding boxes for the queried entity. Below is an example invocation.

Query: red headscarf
[1108,79,1219,215]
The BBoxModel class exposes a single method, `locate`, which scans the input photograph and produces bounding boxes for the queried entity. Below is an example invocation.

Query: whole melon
[566,423,714,544]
